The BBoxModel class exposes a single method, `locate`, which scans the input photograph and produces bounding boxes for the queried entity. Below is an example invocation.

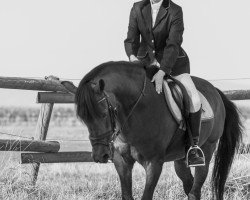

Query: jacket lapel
[141,1,152,33]
[153,0,170,29]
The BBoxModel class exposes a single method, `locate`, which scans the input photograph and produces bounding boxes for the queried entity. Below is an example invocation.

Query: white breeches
[172,73,201,113]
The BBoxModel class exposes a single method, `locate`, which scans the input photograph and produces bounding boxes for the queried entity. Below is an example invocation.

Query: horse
[75,61,243,200]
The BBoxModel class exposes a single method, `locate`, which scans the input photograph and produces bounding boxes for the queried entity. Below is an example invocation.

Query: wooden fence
[0,76,249,185]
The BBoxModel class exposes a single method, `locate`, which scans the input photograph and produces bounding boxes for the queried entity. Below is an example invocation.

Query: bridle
[89,75,147,161]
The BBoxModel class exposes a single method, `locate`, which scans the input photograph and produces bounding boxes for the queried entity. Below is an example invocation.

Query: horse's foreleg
[113,151,135,200]
[142,160,163,200]
[188,142,217,200]
[174,158,194,195]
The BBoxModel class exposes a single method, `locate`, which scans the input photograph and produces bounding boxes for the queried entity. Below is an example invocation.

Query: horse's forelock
[75,81,101,122]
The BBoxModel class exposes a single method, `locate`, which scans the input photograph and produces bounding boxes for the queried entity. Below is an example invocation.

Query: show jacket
[124,0,190,75]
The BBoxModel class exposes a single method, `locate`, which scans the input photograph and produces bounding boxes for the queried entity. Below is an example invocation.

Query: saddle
[163,77,214,130]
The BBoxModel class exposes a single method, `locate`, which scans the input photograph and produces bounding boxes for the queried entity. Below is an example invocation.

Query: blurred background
[0,0,250,106]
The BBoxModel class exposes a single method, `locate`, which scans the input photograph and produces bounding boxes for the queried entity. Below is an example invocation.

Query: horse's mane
[75,61,144,122]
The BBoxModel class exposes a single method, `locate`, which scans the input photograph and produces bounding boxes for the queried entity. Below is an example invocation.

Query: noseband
[89,75,147,161]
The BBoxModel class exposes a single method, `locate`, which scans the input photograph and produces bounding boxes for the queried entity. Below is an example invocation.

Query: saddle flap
[163,80,214,125]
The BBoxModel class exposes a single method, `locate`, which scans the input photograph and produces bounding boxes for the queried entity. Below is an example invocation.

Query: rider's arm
[160,8,184,75]
[124,5,140,59]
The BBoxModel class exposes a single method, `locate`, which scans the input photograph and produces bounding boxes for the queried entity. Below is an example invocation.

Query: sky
[0,0,250,106]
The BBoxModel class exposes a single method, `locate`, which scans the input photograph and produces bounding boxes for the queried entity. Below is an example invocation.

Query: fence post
[31,76,58,185]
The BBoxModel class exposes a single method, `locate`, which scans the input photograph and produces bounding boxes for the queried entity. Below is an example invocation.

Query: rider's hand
[151,70,166,94]
[150,59,160,68]
[129,55,139,62]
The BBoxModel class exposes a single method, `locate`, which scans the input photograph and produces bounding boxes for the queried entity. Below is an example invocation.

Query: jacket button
[152,40,154,43]
[153,50,155,54]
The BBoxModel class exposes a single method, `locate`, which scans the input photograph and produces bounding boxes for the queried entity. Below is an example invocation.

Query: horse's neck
[103,69,145,124]
[105,67,145,98]
[110,70,178,145]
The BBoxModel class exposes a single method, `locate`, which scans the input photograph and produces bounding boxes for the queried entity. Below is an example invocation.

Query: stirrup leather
[186,145,205,167]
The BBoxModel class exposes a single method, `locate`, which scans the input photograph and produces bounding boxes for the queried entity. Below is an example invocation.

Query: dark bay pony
[75,61,242,200]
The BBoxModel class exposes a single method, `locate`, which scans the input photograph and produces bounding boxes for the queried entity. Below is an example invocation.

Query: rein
[89,74,147,160]
[120,75,147,131]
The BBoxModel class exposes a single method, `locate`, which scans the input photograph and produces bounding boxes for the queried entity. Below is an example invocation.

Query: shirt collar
[150,0,163,9]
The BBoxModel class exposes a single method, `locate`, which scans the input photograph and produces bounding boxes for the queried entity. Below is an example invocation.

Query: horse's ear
[99,79,105,92]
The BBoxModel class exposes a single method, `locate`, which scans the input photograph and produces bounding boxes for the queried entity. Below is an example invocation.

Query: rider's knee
[190,94,201,112]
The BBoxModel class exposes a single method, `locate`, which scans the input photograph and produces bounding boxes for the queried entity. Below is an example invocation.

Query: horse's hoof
[188,193,197,200]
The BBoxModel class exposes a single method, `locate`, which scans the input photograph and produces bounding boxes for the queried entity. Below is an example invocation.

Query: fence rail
[0,139,60,152]
[37,92,74,103]
[21,151,93,164]
[0,76,68,92]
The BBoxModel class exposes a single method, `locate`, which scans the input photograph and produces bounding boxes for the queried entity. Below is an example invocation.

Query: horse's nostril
[103,154,109,160]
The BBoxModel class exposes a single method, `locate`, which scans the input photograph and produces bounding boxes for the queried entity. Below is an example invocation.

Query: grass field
[0,121,249,200]
[0,155,249,200]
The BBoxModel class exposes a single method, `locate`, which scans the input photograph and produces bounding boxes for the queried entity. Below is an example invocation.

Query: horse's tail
[212,89,243,200]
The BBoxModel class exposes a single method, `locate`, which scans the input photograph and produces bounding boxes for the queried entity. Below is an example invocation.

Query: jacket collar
[141,0,170,30]
[153,0,170,28]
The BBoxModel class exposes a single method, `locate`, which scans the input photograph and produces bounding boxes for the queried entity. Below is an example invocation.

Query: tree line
[0,106,81,126]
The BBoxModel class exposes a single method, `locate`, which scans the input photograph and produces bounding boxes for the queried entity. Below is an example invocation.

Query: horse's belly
[164,129,186,162]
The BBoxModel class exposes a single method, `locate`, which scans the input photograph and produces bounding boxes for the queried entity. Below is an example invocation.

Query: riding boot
[187,108,205,167]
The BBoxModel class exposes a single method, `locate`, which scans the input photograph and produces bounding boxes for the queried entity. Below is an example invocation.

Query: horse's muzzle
[92,151,110,163]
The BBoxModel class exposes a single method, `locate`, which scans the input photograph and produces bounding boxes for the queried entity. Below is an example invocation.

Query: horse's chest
[114,136,130,156]
[114,136,153,163]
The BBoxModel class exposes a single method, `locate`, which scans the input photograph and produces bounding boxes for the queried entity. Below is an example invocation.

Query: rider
[124,0,205,167]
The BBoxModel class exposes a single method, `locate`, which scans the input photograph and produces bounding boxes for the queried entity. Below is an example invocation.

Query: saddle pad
[163,81,214,125]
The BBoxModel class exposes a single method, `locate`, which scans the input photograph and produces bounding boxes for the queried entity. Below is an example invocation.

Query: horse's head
[75,78,118,163]
[75,61,146,163]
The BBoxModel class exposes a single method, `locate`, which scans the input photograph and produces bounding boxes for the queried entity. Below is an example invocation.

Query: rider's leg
[172,73,201,113]
[172,73,205,166]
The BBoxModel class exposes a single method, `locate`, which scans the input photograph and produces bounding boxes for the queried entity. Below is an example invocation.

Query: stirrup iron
[186,145,205,167]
